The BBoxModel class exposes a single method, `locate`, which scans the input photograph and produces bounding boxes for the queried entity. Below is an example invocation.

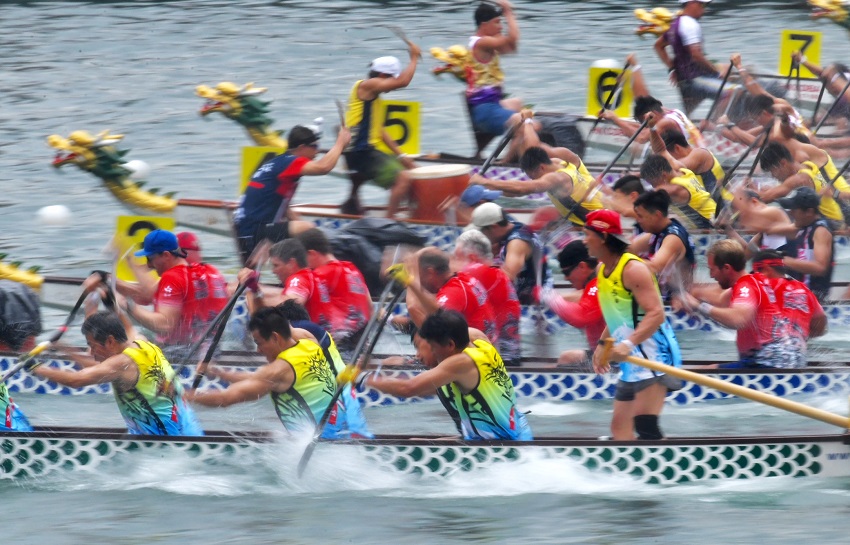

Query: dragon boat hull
[3,427,848,485]
[6,353,849,407]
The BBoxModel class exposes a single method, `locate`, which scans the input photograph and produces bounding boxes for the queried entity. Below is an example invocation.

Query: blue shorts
[471,101,513,135]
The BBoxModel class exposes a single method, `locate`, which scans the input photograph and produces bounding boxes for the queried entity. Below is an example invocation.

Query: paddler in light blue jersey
[362,309,532,441]
[584,209,683,442]
[184,306,370,439]
[32,311,203,436]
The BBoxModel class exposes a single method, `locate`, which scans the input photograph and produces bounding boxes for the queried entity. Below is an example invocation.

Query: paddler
[342,41,421,217]
[184,306,370,439]
[658,129,729,205]
[638,153,716,229]
[468,143,604,227]
[360,309,533,441]
[34,311,204,436]
[0,284,34,431]
[233,122,351,263]
[584,209,683,441]
[466,0,525,136]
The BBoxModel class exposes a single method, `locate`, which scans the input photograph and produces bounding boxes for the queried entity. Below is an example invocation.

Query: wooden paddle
[812,76,850,135]
[597,118,649,181]
[586,60,631,146]
[601,339,850,429]
[297,278,406,477]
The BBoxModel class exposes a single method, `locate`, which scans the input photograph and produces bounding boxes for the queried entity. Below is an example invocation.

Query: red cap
[584,210,631,243]
[176,231,201,252]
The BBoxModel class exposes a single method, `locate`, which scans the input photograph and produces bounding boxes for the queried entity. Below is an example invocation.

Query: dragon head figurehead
[0,254,43,291]
[430,45,471,84]
[196,82,286,148]
[633,7,678,37]
[809,0,850,26]
[46,130,177,213]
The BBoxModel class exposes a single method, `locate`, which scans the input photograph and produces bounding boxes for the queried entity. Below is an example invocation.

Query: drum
[408,164,472,221]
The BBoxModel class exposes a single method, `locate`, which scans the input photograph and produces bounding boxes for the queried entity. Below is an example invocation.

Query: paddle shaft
[744,123,773,179]
[586,60,631,141]
[297,283,405,477]
[617,352,850,429]
[597,118,649,181]
[479,121,519,176]
[810,80,827,126]
[813,76,850,135]
[702,61,734,124]
[189,283,249,390]
[715,124,771,200]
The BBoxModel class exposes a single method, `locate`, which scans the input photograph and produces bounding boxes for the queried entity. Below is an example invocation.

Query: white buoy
[37,205,72,226]
[123,159,151,181]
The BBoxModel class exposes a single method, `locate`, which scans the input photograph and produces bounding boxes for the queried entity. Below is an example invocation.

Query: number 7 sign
[780,30,822,79]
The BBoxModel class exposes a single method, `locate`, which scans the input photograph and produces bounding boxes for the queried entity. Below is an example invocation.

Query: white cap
[370,56,402,78]
[471,202,506,228]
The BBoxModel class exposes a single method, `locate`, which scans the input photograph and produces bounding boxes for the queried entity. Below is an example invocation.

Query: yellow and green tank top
[669,168,716,228]
[799,161,844,222]
[345,80,385,152]
[118,340,202,436]
[549,161,604,226]
[445,339,532,440]
[270,339,347,439]
[466,36,505,91]
[596,253,682,382]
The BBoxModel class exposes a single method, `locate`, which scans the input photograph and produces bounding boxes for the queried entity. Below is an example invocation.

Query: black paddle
[810,81,828,126]
[586,60,631,146]
[297,279,404,478]
[188,282,249,390]
[597,118,649,181]
[813,76,850,135]
[713,123,772,200]
[702,61,734,127]
[479,120,521,176]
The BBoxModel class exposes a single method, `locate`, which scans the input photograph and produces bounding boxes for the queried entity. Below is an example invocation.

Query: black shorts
[236,221,290,265]
[614,374,683,402]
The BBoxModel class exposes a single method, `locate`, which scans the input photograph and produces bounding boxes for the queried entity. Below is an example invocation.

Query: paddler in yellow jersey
[658,128,730,206]
[756,141,846,230]
[33,311,203,436]
[341,41,420,218]
[468,144,604,226]
[466,0,525,136]
[361,309,532,441]
[184,306,370,439]
[639,153,716,229]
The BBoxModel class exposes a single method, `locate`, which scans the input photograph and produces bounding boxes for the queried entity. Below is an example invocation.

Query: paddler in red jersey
[295,228,372,361]
[391,247,498,345]
[450,229,521,366]
[119,229,228,364]
[751,250,826,367]
[674,240,801,368]
[538,240,605,368]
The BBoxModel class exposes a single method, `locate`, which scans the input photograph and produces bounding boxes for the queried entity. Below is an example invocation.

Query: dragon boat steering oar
[296,278,405,477]
[601,339,850,430]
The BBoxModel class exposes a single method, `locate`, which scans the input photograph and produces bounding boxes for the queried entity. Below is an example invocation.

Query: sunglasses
[561,264,578,276]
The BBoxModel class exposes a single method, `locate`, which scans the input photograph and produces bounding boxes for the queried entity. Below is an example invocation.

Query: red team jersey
[313,260,372,341]
[462,263,520,364]
[729,273,786,357]
[154,263,229,345]
[765,276,822,342]
[435,272,498,343]
[284,268,333,330]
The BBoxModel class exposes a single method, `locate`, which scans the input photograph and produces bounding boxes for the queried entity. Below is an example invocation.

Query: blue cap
[461,185,503,207]
[134,229,179,257]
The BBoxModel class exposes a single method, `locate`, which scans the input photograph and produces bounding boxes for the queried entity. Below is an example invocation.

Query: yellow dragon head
[633,7,679,37]
[809,0,849,24]
[196,82,268,119]
[47,130,125,172]
[430,45,471,83]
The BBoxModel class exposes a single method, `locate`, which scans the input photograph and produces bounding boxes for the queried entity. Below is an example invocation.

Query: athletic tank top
[0,383,31,432]
[548,161,604,226]
[799,161,844,222]
[446,340,532,440]
[669,168,716,228]
[596,253,682,382]
[466,36,505,95]
[695,151,725,196]
[818,154,850,197]
[789,218,834,301]
[270,340,348,439]
[345,80,384,151]
[118,341,203,436]
[664,108,706,148]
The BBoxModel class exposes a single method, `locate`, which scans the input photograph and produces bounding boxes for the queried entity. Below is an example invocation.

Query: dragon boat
[2,426,849,485]
[5,351,850,408]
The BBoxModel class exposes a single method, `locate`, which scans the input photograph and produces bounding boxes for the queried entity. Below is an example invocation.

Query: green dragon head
[809,0,849,24]
[430,45,471,84]
[47,130,177,213]
[633,7,678,37]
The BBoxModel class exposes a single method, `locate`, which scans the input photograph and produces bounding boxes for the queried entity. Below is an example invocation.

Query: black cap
[777,186,821,210]
[287,125,321,149]
[475,2,502,26]
[557,240,592,271]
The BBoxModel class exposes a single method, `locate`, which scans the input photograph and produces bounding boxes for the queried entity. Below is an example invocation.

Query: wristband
[620,339,636,353]
[523,118,534,125]
[697,301,714,316]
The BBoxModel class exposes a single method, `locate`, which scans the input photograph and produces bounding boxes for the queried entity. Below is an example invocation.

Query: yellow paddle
[601,339,850,429]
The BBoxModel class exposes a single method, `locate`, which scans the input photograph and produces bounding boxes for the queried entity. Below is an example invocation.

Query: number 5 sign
[376,100,420,156]
[779,30,821,79]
